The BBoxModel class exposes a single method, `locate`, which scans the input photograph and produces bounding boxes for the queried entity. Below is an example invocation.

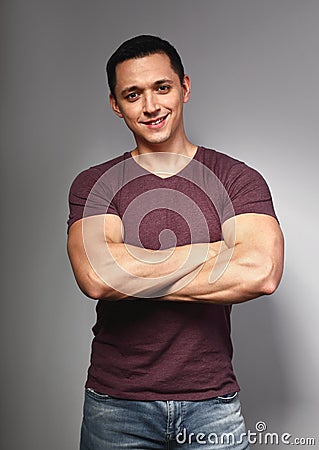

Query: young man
[67,35,284,449]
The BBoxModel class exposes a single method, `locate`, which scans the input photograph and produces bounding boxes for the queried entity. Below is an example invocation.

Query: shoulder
[198,146,268,187]
[68,152,129,197]
[198,146,245,172]
[198,146,277,218]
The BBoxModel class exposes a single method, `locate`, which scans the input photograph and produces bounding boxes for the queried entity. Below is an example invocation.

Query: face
[110,53,191,150]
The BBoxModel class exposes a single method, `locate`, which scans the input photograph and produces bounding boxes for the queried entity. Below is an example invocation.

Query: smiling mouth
[143,114,168,126]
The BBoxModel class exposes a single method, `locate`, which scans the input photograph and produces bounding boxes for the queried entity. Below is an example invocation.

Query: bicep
[222,213,284,294]
[67,213,123,267]
[67,214,124,296]
[222,213,284,261]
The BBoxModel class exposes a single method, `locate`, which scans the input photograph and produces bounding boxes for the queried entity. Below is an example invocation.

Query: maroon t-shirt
[67,146,277,400]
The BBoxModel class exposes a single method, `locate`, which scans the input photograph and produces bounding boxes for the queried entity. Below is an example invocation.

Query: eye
[126,92,139,101]
[157,85,170,93]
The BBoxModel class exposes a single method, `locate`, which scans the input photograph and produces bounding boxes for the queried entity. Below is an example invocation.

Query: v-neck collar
[126,146,201,181]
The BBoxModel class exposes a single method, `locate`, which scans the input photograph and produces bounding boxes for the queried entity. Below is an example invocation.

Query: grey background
[1,0,318,448]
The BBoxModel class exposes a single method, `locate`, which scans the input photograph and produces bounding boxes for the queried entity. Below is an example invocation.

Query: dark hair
[106,35,185,98]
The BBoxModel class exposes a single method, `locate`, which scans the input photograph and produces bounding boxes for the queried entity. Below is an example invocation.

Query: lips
[142,114,169,128]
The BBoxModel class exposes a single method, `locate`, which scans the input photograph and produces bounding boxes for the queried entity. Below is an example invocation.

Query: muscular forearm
[157,214,284,305]
[68,216,222,301]
[159,243,281,305]
[71,214,283,303]
[84,239,220,300]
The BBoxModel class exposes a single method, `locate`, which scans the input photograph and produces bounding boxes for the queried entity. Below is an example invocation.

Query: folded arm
[161,213,284,304]
[67,212,284,304]
[67,214,219,300]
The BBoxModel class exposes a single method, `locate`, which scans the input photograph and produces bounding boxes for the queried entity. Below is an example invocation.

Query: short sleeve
[67,167,119,233]
[222,162,278,223]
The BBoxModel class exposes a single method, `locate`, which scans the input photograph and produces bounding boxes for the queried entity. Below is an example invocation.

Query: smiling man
[67,35,284,449]
[110,52,193,153]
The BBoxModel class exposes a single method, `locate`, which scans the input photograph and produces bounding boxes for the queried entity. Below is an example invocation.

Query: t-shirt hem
[84,382,241,401]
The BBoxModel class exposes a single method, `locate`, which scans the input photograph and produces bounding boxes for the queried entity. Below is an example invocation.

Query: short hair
[106,35,185,98]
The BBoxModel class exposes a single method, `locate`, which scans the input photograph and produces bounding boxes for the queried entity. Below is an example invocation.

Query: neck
[131,138,198,178]
[132,136,197,158]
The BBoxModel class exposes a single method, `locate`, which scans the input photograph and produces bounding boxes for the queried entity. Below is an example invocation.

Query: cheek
[170,98,184,115]
[161,97,181,113]
[121,107,139,123]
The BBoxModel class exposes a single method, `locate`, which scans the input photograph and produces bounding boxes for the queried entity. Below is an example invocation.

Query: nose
[143,92,160,115]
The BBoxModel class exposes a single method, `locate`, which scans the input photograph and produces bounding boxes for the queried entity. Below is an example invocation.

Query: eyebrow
[120,78,174,97]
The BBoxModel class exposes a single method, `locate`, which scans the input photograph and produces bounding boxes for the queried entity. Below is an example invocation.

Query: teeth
[149,117,164,125]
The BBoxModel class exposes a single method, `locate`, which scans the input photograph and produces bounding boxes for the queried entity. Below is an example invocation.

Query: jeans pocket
[85,387,112,401]
[216,391,238,402]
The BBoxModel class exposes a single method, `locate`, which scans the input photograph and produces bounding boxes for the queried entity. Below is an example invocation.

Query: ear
[182,75,191,104]
[109,94,123,118]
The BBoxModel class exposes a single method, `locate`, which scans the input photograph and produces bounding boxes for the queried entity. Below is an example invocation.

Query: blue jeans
[80,389,250,449]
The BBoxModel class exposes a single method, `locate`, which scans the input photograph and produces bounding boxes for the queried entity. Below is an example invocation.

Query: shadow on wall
[231,291,290,432]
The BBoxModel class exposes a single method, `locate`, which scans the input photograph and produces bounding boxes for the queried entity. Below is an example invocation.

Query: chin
[144,132,172,145]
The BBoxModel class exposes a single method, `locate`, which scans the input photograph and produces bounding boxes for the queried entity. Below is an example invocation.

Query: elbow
[76,270,112,300]
[261,277,279,296]
[80,273,126,301]
[83,283,105,300]
[78,279,106,300]
[256,256,284,297]
[240,250,283,299]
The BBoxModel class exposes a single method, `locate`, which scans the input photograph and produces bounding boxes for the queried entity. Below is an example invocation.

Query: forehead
[115,53,179,91]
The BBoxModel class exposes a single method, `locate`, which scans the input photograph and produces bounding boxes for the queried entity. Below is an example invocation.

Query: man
[67,35,284,449]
